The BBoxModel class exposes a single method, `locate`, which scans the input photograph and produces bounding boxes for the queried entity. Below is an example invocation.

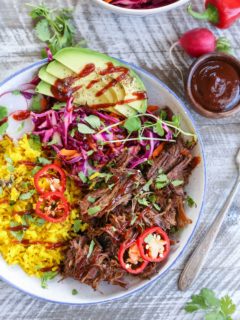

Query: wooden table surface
[0,0,240,319]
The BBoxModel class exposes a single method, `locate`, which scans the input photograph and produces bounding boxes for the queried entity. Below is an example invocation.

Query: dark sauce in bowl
[191,60,240,112]
[186,53,240,118]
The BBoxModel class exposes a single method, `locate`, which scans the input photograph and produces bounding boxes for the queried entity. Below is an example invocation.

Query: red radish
[177,28,216,58]
[170,28,232,82]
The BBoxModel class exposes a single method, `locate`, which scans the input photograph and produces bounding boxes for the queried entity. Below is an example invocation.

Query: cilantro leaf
[9,222,24,242]
[0,122,8,135]
[130,215,138,226]
[38,157,52,165]
[205,312,224,320]
[77,123,95,134]
[97,172,113,183]
[87,150,94,156]
[171,180,184,187]
[72,289,78,295]
[155,121,164,136]
[85,115,101,129]
[73,220,82,233]
[185,288,236,320]
[31,166,42,175]
[142,178,153,192]
[34,218,46,227]
[87,240,95,259]
[184,304,200,313]
[40,271,58,289]
[52,102,66,110]
[160,110,167,120]
[123,117,141,133]
[201,288,220,307]
[0,106,8,121]
[172,114,181,127]
[47,136,59,146]
[87,196,96,203]
[88,206,101,216]
[155,172,169,189]
[7,164,15,173]
[19,190,35,200]
[28,134,41,151]
[35,19,51,41]
[12,90,21,95]
[220,296,236,316]
[78,172,87,183]
[137,198,149,207]
[28,4,85,57]
[153,203,161,211]
[28,4,50,19]
[30,94,42,112]
[187,196,197,208]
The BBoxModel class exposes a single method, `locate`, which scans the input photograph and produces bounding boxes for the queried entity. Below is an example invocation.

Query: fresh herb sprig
[185,288,237,320]
[27,3,86,57]
[0,106,8,135]
[40,271,58,289]
[97,113,197,145]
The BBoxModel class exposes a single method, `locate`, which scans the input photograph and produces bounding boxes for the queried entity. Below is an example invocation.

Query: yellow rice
[0,135,85,277]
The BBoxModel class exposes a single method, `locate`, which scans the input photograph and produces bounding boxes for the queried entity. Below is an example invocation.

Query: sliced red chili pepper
[34,164,66,194]
[35,191,69,223]
[118,241,148,274]
[137,227,170,263]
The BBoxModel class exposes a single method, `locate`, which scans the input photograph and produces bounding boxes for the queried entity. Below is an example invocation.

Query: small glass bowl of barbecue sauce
[186,53,240,118]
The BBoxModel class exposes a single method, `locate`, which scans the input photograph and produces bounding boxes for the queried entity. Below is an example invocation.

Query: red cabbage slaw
[105,0,178,9]
[31,97,185,183]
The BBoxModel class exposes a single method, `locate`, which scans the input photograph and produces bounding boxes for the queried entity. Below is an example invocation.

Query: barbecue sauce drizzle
[51,62,147,107]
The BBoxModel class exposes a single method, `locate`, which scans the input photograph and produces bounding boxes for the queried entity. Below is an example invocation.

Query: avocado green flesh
[38,65,57,85]
[53,47,111,74]
[54,47,147,113]
[36,80,54,97]
[37,47,146,117]
[47,61,75,79]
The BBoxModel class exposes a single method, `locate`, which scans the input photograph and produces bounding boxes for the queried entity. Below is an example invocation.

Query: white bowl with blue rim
[92,0,190,16]
[0,57,206,304]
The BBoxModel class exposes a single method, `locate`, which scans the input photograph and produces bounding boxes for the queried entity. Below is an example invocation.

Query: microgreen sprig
[97,113,197,145]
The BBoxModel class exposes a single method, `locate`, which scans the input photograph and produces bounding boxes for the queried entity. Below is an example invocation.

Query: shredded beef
[80,168,145,221]
[62,138,199,289]
[62,236,127,289]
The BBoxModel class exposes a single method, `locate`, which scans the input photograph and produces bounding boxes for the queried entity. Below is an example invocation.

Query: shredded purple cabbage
[108,0,178,9]
[31,97,175,184]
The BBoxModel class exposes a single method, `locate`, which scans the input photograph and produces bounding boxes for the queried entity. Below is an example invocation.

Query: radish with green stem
[169,28,232,82]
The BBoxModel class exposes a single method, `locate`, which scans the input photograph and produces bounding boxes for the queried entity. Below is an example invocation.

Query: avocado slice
[38,65,57,85]
[36,79,137,118]
[54,47,147,112]
[36,80,54,97]
[47,61,75,79]
[36,47,146,117]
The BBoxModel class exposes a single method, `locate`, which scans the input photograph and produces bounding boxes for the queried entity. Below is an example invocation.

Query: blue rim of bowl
[0,58,207,305]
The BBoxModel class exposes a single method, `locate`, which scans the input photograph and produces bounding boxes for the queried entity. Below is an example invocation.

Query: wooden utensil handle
[178,178,240,291]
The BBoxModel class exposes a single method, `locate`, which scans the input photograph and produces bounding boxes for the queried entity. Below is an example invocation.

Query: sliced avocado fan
[36,47,147,117]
